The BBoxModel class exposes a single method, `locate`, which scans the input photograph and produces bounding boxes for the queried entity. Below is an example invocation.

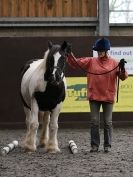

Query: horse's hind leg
[47,104,61,153]
[23,99,39,152]
[22,107,31,145]
[39,111,50,148]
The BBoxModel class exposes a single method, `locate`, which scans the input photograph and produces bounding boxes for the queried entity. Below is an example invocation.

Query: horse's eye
[49,57,54,66]
[59,50,64,56]
[58,57,65,68]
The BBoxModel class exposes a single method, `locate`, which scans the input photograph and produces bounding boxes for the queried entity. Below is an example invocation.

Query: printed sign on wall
[62,77,133,112]
[93,47,133,75]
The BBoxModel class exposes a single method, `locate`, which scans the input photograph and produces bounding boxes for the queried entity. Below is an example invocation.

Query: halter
[52,65,66,80]
[47,50,66,84]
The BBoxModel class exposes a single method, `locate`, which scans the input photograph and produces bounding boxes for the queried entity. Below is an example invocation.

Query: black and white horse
[20,41,69,153]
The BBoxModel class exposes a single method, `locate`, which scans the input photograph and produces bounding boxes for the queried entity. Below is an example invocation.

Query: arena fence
[0,36,133,128]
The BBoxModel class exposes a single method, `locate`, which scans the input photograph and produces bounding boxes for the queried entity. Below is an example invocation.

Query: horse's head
[44,41,70,85]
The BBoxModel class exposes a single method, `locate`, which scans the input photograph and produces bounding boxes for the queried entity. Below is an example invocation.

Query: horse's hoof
[24,148,36,154]
[23,144,36,153]
[47,148,61,154]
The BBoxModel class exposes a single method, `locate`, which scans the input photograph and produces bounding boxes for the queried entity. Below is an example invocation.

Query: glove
[119,58,127,71]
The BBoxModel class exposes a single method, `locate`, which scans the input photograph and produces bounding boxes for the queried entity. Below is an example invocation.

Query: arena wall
[0,36,133,128]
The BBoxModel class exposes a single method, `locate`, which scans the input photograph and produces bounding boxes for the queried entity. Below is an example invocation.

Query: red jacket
[67,55,128,103]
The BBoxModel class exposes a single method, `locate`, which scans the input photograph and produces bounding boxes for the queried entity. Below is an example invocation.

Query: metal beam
[98,0,109,36]
[0,17,97,27]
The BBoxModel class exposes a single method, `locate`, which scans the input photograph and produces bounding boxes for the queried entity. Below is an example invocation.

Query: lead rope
[70,53,119,75]
[69,53,120,102]
[116,67,120,103]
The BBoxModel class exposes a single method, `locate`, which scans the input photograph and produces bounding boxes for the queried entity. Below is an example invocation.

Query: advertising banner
[62,77,133,112]
[93,47,133,75]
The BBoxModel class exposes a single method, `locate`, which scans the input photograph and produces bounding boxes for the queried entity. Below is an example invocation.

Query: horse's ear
[48,41,53,49]
[61,41,68,51]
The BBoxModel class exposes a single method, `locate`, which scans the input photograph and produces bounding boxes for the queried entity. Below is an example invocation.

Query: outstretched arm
[66,53,78,69]
[66,44,91,70]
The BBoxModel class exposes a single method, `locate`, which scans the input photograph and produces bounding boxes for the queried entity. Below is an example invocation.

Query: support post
[98,0,109,36]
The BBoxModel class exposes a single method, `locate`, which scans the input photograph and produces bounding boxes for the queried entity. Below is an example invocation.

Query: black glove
[119,58,127,71]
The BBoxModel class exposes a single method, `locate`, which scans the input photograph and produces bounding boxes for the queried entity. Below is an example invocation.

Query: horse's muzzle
[50,80,61,86]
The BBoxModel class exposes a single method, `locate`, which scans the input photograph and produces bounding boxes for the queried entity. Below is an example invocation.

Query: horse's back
[21,59,43,81]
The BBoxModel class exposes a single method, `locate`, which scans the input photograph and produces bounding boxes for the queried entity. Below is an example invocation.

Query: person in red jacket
[67,38,128,153]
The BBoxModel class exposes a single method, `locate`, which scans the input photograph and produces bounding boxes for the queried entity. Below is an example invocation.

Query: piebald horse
[20,41,69,153]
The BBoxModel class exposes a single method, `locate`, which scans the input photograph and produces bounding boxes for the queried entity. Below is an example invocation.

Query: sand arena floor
[0,128,133,177]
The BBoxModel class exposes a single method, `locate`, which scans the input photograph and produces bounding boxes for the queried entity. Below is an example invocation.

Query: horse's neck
[38,49,49,72]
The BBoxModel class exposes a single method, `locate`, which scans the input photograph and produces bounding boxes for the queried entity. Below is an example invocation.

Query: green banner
[62,77,133,112]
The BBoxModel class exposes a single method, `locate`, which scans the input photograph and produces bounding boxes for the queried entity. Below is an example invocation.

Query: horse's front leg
[23,98,39,152]
[47,104,61,153]
[39,111,50,147]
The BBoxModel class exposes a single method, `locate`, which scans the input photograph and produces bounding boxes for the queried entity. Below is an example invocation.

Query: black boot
[90,146,99,153]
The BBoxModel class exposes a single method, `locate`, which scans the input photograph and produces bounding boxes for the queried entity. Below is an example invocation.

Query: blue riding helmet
[93,38,111,51]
